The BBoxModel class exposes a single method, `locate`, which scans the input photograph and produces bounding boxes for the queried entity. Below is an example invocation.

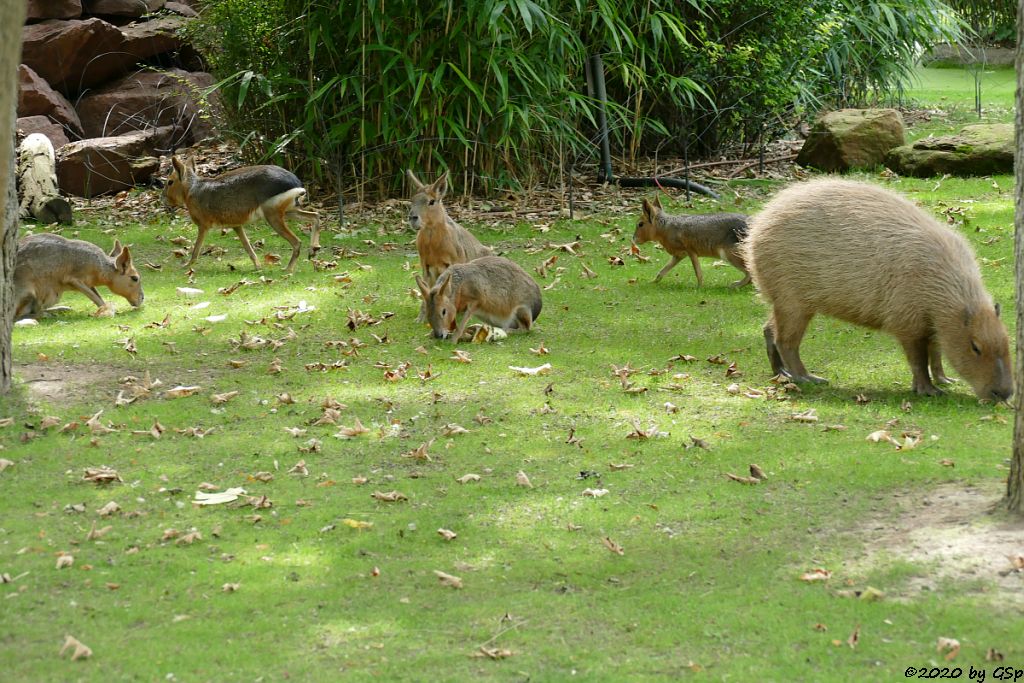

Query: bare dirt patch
[861,482,1024,604]
[15,362,127,405]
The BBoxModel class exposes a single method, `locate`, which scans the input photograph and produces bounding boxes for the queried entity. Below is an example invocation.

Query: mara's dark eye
[971,341,981,356]
[428,199,436,206]
[130,276,139,282]
[637,221,642,227]
[441,308,447,317]
[167,179,174,185]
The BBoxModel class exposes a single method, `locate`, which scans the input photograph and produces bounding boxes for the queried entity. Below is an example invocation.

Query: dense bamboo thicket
[188,0,961,196]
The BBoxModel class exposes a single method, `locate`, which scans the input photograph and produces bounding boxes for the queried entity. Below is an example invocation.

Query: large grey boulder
[885,124,1013,177]
[796,108,906,172]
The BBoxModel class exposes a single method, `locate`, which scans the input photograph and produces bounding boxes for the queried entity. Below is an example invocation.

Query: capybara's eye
[971,341,982,356]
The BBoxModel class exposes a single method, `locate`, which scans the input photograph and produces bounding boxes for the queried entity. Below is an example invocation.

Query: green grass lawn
[1,68,1022,681]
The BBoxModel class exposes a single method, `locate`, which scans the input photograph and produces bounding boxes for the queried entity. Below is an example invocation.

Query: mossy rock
[796,109,906,172]
[885,124,1013,177]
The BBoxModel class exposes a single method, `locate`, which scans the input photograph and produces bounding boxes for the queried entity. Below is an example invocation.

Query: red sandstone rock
[17,65,84,139]
[16,116,71,150]
[26,0,82,21]
[21,19,129,95]
[82,0,164,17]
[56,126,175,197]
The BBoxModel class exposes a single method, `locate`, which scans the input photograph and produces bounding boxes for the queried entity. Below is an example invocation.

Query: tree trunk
[17,133,72,225]
[1009,0,1024,514]
[0,0,28,395]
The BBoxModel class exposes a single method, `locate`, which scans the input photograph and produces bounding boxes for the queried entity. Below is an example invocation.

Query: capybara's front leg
[901,335,943,396]
[927,336,956,385]
[772,308,827,384]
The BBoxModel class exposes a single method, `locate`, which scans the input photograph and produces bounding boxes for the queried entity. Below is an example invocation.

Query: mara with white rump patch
[163,155,320,272]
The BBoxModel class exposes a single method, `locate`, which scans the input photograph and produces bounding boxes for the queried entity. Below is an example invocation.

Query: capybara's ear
[109,239,122,257]
[115,246,132,273]
[652,194,663,210]
[406,170,425,191]
[430,171,449,198]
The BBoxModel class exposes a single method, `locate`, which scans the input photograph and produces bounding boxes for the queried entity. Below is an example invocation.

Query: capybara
[742,178,1012,400]
[163,155,320,272]
[407,169,493,321]
[14,234,143,319]
[633,195,750,287]
[415,256,541,343]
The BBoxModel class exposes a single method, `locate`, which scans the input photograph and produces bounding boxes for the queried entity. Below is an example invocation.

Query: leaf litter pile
[1,172,1020,679]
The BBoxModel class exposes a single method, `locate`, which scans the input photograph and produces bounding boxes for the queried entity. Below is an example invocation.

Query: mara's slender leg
[688,253,703,287]
[654,255,681,283]
[232,226,262,270]
[67,279,107,309]
[263,211,301,272]
[287,207,321,258]
[185,224,210,269]
[452,303,479,344]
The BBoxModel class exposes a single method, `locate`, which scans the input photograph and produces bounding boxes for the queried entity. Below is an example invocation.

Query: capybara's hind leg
[763,320,785,376]
[900,335,943,396]
[928,336,956,385]
[772,308,826,384]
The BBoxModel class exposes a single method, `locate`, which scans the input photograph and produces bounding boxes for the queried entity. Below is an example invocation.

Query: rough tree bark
[0,0,28,395]
[17,133,72,225]
[1009,0,1024,513]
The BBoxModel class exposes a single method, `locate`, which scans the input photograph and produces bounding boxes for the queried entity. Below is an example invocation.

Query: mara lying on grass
[743,178,1012,400]
[633,195,750,288]
[416,256,541,343]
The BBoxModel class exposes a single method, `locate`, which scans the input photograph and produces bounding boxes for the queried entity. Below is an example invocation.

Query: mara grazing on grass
[416,256,541,343]
[14,234,142,319]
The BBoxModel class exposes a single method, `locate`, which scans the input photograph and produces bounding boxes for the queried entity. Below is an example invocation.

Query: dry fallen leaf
[83,466,122,484]
[441,423,469,436]
[0,458,13,473]
[86,522,112,541]
[211,391,240,405]
[433,570,463,589]
[602,537,624,555]
[335,417,370,439]
[450,349,473,363]
[789,409,818,423]
[59,635,92,661]
[372,490,408,502]
[725,473,760,485]
[437,528,457,541]
[288,460,309,477]
[530,343,550,355]
[403,439,434,462]
[342,518,374,529]
[798,568,832,582]
[581,488,609,498]
[97,501,121,517]
[749,464,768,481]
[515,470,533,488]
[164,385,201,399]
[55,552,74,569]
[847,624,860,649]
[222,582,241,593]
[936,637,960,661]
[457,473,481,484]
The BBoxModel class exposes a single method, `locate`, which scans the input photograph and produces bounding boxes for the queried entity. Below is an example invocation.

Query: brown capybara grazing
[742,178,1012,400]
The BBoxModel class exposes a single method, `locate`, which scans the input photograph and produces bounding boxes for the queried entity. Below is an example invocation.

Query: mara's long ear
[109,239,123,257]
[406,170,425,191]
[652,194,663,210]
[115,246,132,274]
[641,198,653,221]
[430,170,449,198]
[171,155,186,178]
[415,275,431,300]
[435,269,453,298]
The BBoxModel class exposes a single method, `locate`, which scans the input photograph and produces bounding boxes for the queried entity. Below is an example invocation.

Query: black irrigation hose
[588,54,720,201]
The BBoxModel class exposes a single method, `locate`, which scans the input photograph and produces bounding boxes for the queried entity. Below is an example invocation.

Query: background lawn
[0,67,1021,681]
